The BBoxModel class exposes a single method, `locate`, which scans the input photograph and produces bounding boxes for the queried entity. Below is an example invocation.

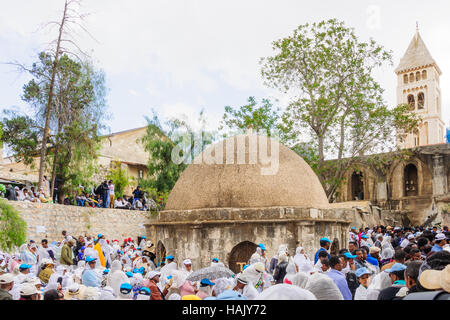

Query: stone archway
[156,240,166,264]
[228,241,257,273]
[350,171,364,200]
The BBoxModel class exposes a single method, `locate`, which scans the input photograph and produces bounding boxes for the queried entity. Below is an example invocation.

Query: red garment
[283,278,292,285]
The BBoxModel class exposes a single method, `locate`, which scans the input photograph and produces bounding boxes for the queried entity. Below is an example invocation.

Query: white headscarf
[256,283,316,300]
[107,260,129,297]
[99,286,116,300]
[293,246,313,273]
[291,272,310,289]
[305,272,344,300]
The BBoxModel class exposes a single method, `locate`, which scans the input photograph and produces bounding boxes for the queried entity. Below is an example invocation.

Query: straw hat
[419,265,450,293]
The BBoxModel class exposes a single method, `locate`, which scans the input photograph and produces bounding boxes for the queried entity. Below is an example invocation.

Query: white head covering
[99,286,116,300]
[291,272,310,289]
[168,293,181,300]
[294,246,313,273]
[257,284,316,300]
[305,272,344,300]
[107,261,129,297]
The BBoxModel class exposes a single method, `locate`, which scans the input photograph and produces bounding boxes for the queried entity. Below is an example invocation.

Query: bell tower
[395,26,445,148]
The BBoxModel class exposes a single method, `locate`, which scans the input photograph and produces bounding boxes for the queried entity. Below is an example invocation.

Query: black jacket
[273,261,288,284]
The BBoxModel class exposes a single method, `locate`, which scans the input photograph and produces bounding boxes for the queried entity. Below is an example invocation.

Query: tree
[260,19,421,200]
[219,96,281,136]
[0,199,27,252]
[106,164,130,198]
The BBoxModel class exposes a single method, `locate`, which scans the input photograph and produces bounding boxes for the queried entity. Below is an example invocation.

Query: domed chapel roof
[165,133,329,210]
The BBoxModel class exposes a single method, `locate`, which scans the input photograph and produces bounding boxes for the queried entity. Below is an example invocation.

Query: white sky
[1,0,449,136]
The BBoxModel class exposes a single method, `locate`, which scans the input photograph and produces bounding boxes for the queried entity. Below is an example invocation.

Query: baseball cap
[19,264,32,270]
[320,237,332,243]
[166,255,174,260]
[183,259,192,265]
[146,271,160,280]
[407,234,415,240]
[212,258,219,262]
[103,269,110,274]
[125,272,133,278]
[237,274,249,284]
[139,287,151,295]
[361,235,368,239]
[120,283,132,293]
[436,233,447,241]
[97,234,103,238]
[141,236,146,239]
[200,278,215,286]
[258,243,266,251]
[344,252,357,259]
[20,283,39,296]
[85,256,95,263]
[355,267,371,278]
[0,273,14,284]
[384,263,407,273]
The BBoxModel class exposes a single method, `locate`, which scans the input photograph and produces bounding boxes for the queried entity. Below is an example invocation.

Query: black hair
[426,251,450,271]
[20,294,34,300]
[338,249,349,255]
[43,289,60,300]
[41,239,48,244]
[361,246,370,254]
[417,237,429,248]
[320,240,329,247]
[405,261,422,282]
[321,259,330,267]
[409,248,420,256]
[404,245,413,255]
[318,251,328,258]
[352,249,362,255]
[329,256,341,268]
[391,270,405,280]
[349,241,357,247]
[394,249,406,262]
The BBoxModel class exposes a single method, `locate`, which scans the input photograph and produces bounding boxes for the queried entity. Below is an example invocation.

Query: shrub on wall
[0,199,27,252]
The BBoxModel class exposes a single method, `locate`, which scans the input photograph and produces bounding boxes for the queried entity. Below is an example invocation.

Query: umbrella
[186,265,235,282]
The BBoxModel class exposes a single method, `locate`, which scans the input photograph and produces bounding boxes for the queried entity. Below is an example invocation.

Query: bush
[0,199,27,252]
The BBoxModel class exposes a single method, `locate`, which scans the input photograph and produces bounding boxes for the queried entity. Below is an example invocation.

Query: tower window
[422,70,427,80]
[403,74,409,84]
[417,92,424,109]
[407,94,415,110]
[416,72,421,81]
[409,73,415,82]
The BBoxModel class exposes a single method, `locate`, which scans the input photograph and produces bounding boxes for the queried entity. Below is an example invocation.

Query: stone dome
[165,133,329,210]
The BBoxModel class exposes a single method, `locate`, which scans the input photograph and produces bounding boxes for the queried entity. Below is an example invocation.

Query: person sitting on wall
[114,197,131,210]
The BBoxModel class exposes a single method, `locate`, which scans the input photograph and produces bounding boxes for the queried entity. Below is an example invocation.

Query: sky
[1,0,449,138]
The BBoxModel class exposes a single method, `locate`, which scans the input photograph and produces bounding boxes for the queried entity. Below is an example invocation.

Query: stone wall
[9,201,154,243]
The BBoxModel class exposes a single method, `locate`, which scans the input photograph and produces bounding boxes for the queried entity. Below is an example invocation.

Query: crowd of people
[0,225,449,300]
[1,176,158,212]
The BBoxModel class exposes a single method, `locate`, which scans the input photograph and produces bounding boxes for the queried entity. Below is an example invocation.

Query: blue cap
[355,267,371,278]
[19,264,31,269]
[167,275,173,280]
[320,237,332,243]
[103,269,110,274]
[243,264,250,270]
[166,255,174,260]
[361,235,368,239]
[125,272,133,278]
[85,256,95,262]
[138,267,145,273]
[139,287,151,295]
[384,263,407,273]
[133,268,139,273]
[351,227,356,230]
[141,236,146,239]
[120,283,132,291]
[97,234,103,238]
[217,289,248,300]
[258,243,266,251]
[212,258,219,262]
[80,246,86,251]
[137,247,141,250]
[344,252,357,259]
[200,278,215,286]
[156,262,161,267]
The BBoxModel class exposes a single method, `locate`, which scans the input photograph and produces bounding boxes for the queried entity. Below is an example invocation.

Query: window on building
[407,94,415,110]
[403,74,409,84]
[417,92,424,109]
[416,72,421,81]
[351,171,364,201]
[139,170,143,179]
[409,73,415,82]
[404,164,418,197]
[422,70,427,80]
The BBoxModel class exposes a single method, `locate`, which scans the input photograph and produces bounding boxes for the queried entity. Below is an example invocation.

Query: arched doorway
[156,241,166,265]
[228,241,257,273]
[351,171,364,200]
[404,164,418,197]
[330,238,340,256]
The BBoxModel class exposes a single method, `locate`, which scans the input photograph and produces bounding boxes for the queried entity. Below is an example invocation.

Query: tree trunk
[37,1,68,189]
[50,149,58,201]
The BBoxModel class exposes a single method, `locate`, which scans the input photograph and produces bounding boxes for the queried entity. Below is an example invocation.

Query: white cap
[20,283,39,296]
[183,259,192,265]
[436,233,447,241]
[146,271,160,280]
[0,273,14,284]
[407,234,415,240]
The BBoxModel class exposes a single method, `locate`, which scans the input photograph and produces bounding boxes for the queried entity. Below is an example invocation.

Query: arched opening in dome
[156,240,166,264]
[404,164,418,197]
[228,241,257,273]
[351,171,364,201]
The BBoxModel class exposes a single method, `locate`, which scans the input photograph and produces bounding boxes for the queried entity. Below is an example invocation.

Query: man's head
[321,259,330,272]
[356,267,371,287]
[320,238,331,250]
[67,239,75,247]
[329,256,342,271]
[394,249,406,263]
[409,248,422,261]
[19,264,31,274]
[62,230,67,237]
[318,250,328,262]
[369,247,381,259]
[0,273,14,291]
[361,247,369,260]
[404,261,422,289]
[41,239,48,248]
[348,241,357,253]
[19,283,40,300]
[108,180,113,184]
[385,263,406,283]
[435,233,447,247]
[353,249,364,262]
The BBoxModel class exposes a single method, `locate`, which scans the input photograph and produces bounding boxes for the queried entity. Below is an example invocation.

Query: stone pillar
[295,221,316,258]
[432,155,448,196]
[376,181,388,201]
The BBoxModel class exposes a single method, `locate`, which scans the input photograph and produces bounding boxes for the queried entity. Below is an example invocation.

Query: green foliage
[260,19,421,200]
[219,96,281,136]
[106,163,130,198]
[0,199,27,252]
